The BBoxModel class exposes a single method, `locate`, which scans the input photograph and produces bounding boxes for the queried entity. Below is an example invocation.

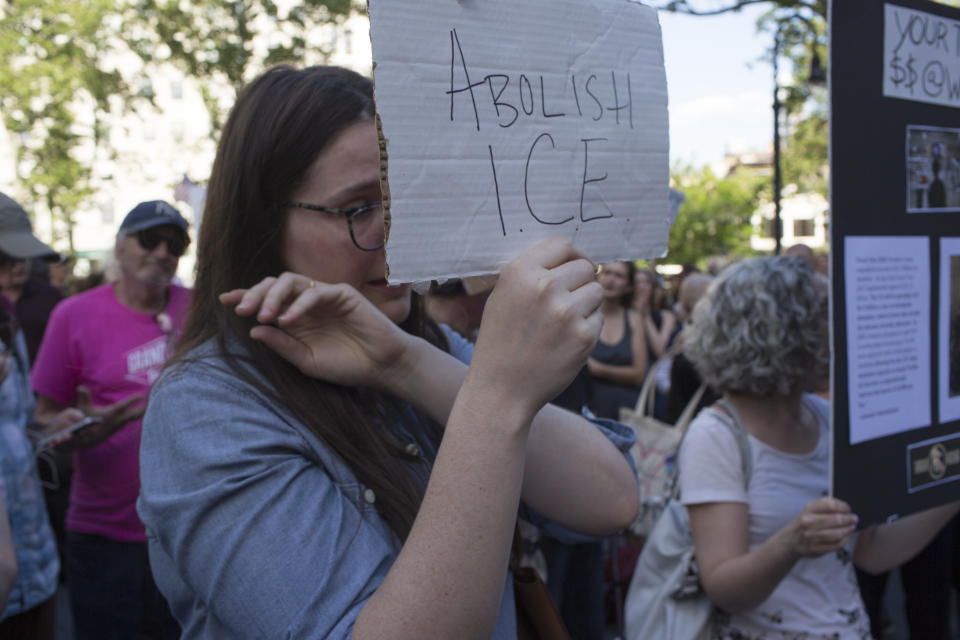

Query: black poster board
[830,0,960,527]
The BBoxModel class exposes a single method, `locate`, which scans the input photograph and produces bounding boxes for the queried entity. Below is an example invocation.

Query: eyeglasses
[135,228,189,257]
[282,201,385,252]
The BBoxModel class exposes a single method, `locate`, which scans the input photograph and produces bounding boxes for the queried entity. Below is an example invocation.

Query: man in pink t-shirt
[32,201,191,640]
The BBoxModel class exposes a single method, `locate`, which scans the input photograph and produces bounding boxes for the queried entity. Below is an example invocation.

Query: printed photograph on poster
[906,125,960,213]
[845,236,931,444]
[940,238,960,423]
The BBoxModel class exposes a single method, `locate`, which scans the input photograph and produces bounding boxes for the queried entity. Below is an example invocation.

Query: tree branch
[657,0,826,19]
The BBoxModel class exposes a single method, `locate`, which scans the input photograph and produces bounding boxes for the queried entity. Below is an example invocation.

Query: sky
[658,4,775,169]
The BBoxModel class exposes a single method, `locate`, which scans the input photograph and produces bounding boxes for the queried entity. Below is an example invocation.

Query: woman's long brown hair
[171,65,446,541]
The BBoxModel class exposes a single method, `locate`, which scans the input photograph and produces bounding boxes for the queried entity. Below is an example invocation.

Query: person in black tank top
[587,262,647,420]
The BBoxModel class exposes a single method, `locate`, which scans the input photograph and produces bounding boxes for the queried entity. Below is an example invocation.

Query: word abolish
[446,29,633,236]
[447,30,634,131]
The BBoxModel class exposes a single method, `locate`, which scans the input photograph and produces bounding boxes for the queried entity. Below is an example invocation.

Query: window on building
[762,218,777,238]
[344,29,353,54]
[172,120,185,142]
[170,81,183,100]
[793,219,815,237]
[140,79,155,99]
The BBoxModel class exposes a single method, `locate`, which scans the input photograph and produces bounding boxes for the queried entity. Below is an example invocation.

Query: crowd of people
[0,61,957,640]
[0,194,189,639]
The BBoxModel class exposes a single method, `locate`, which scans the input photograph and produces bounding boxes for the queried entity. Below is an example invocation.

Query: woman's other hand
[220,273,414,389]
[782,496,858,558]
[692,496,857,613]
[468,238,603,421]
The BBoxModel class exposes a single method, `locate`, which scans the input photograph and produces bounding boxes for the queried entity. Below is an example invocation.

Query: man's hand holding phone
[34,416,103,452]
[34,386,146,452]
[73,386,146,446]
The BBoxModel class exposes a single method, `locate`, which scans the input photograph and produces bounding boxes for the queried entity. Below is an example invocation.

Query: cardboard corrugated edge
[375,109,392,280]
[369,20,393,279]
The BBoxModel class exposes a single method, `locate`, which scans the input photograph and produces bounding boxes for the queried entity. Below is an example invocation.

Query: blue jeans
[541,539,605,640]
[66,531,179,640]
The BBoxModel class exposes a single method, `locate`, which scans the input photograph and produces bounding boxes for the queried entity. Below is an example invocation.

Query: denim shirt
[138,328,636,639]
[0,331,58,619]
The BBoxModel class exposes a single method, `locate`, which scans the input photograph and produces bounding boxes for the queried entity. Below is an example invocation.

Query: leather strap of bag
[510,526,570,640]
[513,566,570,640]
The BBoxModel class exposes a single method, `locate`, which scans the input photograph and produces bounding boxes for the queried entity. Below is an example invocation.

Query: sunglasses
[135,228,189,257]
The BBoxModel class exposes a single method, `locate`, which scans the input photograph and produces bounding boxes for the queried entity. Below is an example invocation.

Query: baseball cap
[118,200,189,235]
[0,192,59,261]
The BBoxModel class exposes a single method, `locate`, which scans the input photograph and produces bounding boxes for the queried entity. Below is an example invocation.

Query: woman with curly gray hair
[678,256,959,639]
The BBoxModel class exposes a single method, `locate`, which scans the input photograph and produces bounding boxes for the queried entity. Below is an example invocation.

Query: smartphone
[34,416,103,452]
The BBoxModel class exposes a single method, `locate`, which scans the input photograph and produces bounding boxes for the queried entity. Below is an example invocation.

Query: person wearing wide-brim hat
[0,194,60,263]
[0,192,81,639]
[0,194,65,364]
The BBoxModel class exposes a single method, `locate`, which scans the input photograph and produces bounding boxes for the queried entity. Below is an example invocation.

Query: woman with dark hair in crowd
[136,65,640,639]
[587,261,647,421]
[680,255,959,639]
[632,267,677,361]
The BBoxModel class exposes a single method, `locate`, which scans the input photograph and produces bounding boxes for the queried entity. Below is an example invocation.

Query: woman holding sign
[137,64,640,639]
[678,255,959,639]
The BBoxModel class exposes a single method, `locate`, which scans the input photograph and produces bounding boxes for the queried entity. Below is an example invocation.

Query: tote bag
[623,401,752,640]
[619,357,705,538]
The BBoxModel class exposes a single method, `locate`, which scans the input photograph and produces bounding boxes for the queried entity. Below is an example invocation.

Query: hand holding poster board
[369,0,670,283]
[832,0,960,526]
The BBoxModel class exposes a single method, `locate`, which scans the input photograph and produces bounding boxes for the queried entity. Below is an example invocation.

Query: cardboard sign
[831,0,960,526]
[883,3,960,109]
[369,0,670,283]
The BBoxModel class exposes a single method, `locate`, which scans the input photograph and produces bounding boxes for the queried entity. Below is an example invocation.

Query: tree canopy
[666,164,764,267]
[127,0,358,131]
[0,0,358,249]
[657,0,830,255]
[655,0,824,18]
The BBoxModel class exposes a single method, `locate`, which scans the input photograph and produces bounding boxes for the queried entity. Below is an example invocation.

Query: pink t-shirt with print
[31,283,190,542]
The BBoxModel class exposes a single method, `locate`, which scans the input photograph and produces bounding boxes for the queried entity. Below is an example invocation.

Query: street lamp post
[771,24,826,256]
[773,29,784,256]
